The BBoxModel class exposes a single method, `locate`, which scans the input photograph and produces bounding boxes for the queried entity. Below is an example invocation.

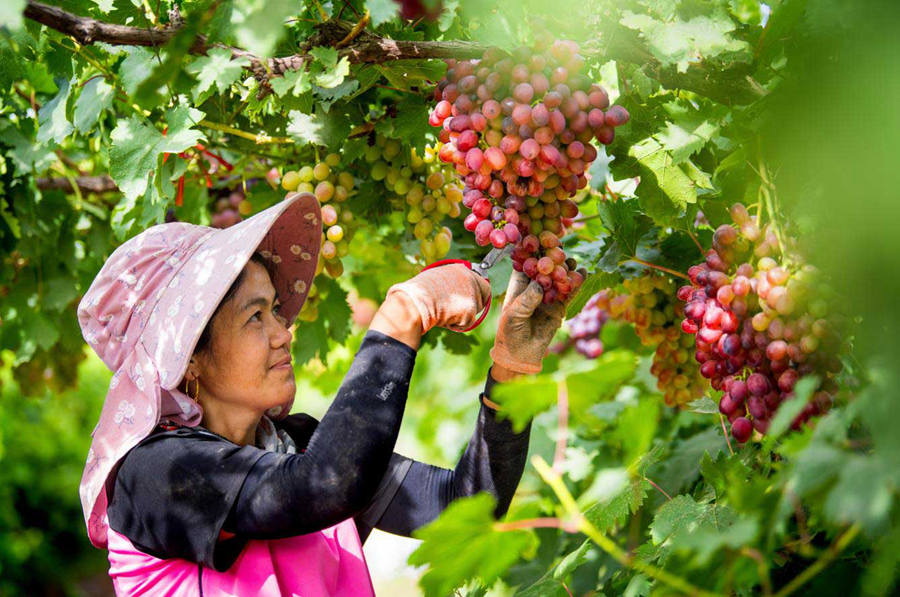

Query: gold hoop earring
[187,378,201,403]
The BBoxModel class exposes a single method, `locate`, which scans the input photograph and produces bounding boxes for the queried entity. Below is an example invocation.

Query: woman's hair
[193,251,275,356]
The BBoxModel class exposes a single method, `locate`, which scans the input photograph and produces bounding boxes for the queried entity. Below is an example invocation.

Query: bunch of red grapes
[566,293,609,358]
[680,204,843,443]
[592,274,707,407]
[428,39,630,303]
[210,187,250,228]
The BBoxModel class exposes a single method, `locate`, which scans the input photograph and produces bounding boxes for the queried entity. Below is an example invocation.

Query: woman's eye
[250,311,262,322]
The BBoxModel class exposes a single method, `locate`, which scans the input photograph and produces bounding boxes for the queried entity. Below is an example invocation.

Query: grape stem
[492,517,580,533]
[644,476,672,501]
[748,153,788,257]
[199,120,294,144]
[336,0,362,19]
[719,413,735,456]
[531,456,724,597]
[336,9,370,48]
[772,524,861,597]
[740,547,773,596]
[685,228,704,254]
[623,257,691,281]
[552,380,569,474]
[570,213,602,223]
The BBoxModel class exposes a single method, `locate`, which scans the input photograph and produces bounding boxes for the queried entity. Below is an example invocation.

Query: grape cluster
[12,348,86,396]
[281,153,358,279]
[565,293,609,358]
[593,274,707,407]
[428,39,630,302]
[364,135,462,262]
[680,203,843,442]
[210,188,251,228]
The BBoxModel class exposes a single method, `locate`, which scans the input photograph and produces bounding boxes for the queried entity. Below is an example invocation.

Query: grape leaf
[271,69,312,97]
[623,574,652,597]
[118,47,156,96]
[409,493,537,597]
[584,478,650,533]
[235,0,294,57]
[74,77,114,134]
[647,427,726,495]
[674,516,758,564]
[491,375,558,432]
[596,199,653,259]
[686,395,719,414]
[620,11,749,73]
[37,77,73,144]
[316,277,352,344]
[655,120,720,164]
[630,138,697,212]
[187,48,250,100]
[315,79,359,112]
[565,271,617,320]
[566,350,638,419]
[3,124,55,173]
[42,276,80,312]
[437,329,479,355]
[824,454,895,533]
[92,0,114,12]
[764,375,819,442]
[292,316,330,366]
[517,539,593,597]
[310,47,339,69]
[614,397,660,465]
[109,107,205,200]
[286,111,325,145]
[367,0,397,26]
[108,195,139,240]
[316,57,350,89]
[438,0,460,32]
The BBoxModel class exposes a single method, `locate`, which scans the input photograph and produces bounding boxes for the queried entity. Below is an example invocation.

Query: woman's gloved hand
[490,272,568,375]
[386,264,492,333]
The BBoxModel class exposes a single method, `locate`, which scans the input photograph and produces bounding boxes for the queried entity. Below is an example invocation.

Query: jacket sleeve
[354,369,532,542]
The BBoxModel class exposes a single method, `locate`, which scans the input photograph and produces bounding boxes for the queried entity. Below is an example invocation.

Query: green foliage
[0,0,896,596]
[409,493,538,597]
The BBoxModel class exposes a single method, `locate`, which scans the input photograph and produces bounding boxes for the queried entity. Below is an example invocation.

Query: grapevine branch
[36,175,118,194]
[772,524,861,597]
[23,0,484,84]
[624,256,691,281]
[23,0,762,102]
[531,456,723,597]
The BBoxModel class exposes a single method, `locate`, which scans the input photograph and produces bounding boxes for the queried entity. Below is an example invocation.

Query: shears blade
[470,244,513,279]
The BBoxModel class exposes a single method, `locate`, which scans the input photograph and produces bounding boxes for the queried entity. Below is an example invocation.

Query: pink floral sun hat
[77,192,321,549]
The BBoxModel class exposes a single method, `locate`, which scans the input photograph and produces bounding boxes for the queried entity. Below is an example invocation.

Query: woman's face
[192,260,295,414]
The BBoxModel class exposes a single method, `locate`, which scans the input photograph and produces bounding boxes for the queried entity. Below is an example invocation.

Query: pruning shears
[421,244,513,332]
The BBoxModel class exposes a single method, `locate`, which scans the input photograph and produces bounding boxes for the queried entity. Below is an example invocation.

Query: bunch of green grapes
[363,135,464,262]
[592,273,706,407]
[281,153,358,280]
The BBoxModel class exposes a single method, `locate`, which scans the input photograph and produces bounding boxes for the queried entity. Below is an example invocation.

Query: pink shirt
[106,516,376,596]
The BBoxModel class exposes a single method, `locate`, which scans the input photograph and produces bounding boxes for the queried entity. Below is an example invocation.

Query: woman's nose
[271,316,294,346]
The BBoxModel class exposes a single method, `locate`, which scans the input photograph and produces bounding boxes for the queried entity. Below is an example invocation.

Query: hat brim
[148,192,322,391]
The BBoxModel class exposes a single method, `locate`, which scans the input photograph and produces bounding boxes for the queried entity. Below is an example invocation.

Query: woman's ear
[183,356,202,382]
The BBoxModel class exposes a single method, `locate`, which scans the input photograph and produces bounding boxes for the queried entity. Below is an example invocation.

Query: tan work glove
[490,271,568,374]
[386,264,492,333]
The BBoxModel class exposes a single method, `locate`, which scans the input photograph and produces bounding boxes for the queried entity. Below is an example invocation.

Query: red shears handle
[421,258,491,332]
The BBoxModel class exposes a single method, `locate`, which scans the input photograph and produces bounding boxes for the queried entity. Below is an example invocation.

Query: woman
[77,192,566,595]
